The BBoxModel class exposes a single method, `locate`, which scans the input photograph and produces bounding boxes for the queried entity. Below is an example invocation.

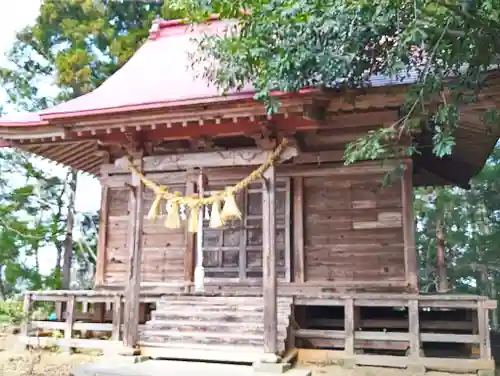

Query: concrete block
[117,347,141,356]
[406,363,426,376]
[340,358,356,369]
[253,361,291,374]
[478,370,495,376]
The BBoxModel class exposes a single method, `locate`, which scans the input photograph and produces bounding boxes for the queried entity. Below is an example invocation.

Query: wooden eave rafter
[2,89,406,176]
[4,77,499,186]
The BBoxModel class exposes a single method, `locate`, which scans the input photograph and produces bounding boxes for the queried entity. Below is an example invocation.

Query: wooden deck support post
[408,299,421,358]
[63,295,76,354]
[112,295,123,341]
[123,154,144,349]
[21,292,32,337]
[402,159,419,292]
[344,298,355,356]
[262,164,278,357]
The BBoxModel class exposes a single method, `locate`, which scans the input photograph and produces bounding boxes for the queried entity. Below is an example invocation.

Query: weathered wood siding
[104,187,129,285]
[101,171,188,286]
[99,162,408,290]
[302,170,404,283]
[141,181,186,283]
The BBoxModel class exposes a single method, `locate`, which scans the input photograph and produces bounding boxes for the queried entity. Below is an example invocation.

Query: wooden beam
[292,150,345,164]
[123,154,144,348]
[262,164,277,355]
[109,146,298,174]
[401,159,419,292]
[94,179,110,286]
[293,177,305,283]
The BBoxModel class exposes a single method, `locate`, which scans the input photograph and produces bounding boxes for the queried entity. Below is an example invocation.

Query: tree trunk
[0,265,6,300]
[436,218,449,292]
[62,170,77,290]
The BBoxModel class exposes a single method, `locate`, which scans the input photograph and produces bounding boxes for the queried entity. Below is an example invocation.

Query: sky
[0,0,102,274]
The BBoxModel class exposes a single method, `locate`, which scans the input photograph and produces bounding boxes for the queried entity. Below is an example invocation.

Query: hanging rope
[126,138,288,232]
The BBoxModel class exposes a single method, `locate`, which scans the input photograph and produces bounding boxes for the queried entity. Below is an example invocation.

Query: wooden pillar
[95,172,110,287]
[184,173,196,293]
[293,177,305,283]
[123,154,144,348]
[194,170,206,292]
[262,164,277,355]
[401,159,419,292]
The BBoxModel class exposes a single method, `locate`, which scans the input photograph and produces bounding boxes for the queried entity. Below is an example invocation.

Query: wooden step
[138,341,271,363]
[145,296,292,356]
[160,296,293,304]
[140,329,287,341]
[145,319,289,334]
[155,303,292,314]
[152,309,264,322]
[139,330,287,349]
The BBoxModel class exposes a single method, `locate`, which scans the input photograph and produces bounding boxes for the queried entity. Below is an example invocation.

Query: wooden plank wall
[104,187,129,285]
[102,171,188,286]
[302,170,405,284]
[98,162,409,291]
[141,177,186,284]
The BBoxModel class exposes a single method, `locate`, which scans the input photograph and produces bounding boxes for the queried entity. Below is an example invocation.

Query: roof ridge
[148,15,220,40]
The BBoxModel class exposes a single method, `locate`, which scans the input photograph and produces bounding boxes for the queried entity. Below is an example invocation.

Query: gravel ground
[0,326,98,376]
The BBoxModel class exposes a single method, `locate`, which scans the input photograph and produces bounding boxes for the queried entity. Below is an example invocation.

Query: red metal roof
[0,18,255,127]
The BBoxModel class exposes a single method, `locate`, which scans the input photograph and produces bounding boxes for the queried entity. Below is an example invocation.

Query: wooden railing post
[478,300,492,359]
[408,299,421,358]
[112,295,122,341]
[21,292,32,337]
[344,298,355,356]
[64,295,76,354]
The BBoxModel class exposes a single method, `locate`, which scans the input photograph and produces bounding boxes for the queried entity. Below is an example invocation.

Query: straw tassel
[220,191,241,221]
[188,205,200,233]
[209,199,225,228]
[147,194,163,222]
[164,200,181,229]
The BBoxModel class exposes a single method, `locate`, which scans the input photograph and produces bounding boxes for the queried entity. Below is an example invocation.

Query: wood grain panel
[304,168,405,285]
[103,187,129,285]
[141,182,186,283]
